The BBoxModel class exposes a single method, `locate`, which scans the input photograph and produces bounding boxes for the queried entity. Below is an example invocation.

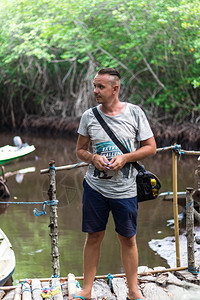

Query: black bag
[92,107,161,202]
[136,166,161,202]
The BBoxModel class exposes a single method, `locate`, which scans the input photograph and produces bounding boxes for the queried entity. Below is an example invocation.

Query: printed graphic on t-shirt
[93,141,132,179]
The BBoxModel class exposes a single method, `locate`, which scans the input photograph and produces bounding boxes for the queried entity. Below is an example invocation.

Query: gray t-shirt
[78,103,153,199]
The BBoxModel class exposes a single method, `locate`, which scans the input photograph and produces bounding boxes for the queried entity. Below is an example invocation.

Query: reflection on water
[0,133,199,283]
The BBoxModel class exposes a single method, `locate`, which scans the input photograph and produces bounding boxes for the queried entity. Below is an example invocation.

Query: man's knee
[86,231,105,245]
[118,234,137,247]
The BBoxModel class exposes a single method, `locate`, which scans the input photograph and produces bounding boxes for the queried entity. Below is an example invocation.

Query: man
[69,68,156,300]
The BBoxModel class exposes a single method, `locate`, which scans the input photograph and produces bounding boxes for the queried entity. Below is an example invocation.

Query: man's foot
[127,298,147,300]
[68,290,91,300]
[126,297,148,300]
[127,292,146,300]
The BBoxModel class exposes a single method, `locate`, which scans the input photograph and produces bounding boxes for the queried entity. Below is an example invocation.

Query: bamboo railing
[40,144,200,270]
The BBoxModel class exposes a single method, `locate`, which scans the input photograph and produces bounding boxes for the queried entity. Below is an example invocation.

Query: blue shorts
[82,179,138,238]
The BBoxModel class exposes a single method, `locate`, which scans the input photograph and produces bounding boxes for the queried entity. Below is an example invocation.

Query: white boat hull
[0,144,35,165]
[0,229,15,286]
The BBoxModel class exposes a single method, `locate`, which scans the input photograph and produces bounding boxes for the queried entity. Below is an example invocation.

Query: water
[0,132,199,283]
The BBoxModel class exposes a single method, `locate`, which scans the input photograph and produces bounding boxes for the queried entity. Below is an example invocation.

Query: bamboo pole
[51,278,63,300]
[186,187,195,269]
[172,150,180,267]
[48,160,60,276]
[156,145,181,152]
[40,162,88,174]
[19,266,189,283]
[157,147,200,155]
[76,266,189,280]
[13,284,22,300]
[40,146,200,175]
[181,150,200,155]
[41,282,51,300]
[32,279,43,300]
[22,282,32,300]
[0,286,18,291]
[67,273,76,296]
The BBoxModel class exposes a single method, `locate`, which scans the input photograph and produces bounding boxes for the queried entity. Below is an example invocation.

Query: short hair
[97,68,121,79]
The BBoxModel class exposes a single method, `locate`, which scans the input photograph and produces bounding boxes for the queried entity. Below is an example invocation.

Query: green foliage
[0,0,199,125]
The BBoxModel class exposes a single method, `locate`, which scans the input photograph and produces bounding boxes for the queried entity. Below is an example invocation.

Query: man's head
[93,68,121,103]
[97,68,121,87]
[97,68,121,78]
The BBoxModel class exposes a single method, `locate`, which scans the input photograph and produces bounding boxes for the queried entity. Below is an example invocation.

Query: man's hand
[108,155,127,171]
[93,155,111,171]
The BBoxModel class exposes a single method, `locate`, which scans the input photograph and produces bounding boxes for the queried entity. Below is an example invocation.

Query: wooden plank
[153,266,167,272]
[3,290,15,300]
[138,266,156,286]
[166,272,185,286]
[0,290,5,300]
[60,282,68,298]
[142,282,171,300]
[32,279,42,300]
[139,275,156,284]
[14,284,22,300]
[138,266,153,274]
[92,279,116,299]
[22,282,31,300]
[41,281,51,300]
[112,277,128,300]
[175,270,200,284]
[67,274,76,296]
[51,278,63,300]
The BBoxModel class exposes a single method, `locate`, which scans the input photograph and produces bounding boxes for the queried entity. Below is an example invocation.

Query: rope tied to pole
[188,265,200,275]
[172,144,184,160]
[107,273,114,290]
[70,162,85,169]
[0,199,58,216]
[40,274,62,298]
[49,165,56,173]
[51,274,60,279]
[181,200,194,218]
[21,280,31,293]
[33,200,59,216]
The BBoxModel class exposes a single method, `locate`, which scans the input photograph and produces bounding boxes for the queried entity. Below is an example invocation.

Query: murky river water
[0,132,199,283]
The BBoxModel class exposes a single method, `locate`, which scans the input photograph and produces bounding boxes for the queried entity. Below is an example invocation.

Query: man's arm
[109,136,157,171]
[76,134,92,163]
[76,134,109,171]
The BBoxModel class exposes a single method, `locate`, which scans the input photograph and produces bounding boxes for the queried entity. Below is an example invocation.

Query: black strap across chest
[92,106,142,172]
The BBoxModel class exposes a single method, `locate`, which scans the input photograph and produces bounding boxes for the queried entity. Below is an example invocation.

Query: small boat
[0,229,15,286]
[0,136,35,166]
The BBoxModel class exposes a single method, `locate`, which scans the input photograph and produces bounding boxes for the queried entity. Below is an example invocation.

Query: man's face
[93,74,115,104]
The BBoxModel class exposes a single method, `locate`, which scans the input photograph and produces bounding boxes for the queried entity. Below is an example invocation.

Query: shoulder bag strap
[92,107,142,172]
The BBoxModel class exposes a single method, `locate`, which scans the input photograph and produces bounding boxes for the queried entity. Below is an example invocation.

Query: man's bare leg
[118,234,145,300]
[69,231,105,300]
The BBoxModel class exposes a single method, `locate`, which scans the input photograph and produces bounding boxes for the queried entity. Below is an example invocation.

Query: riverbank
[2,115,200,150]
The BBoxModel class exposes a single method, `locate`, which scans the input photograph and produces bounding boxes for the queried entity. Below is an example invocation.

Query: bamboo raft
[1,266,200,300]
